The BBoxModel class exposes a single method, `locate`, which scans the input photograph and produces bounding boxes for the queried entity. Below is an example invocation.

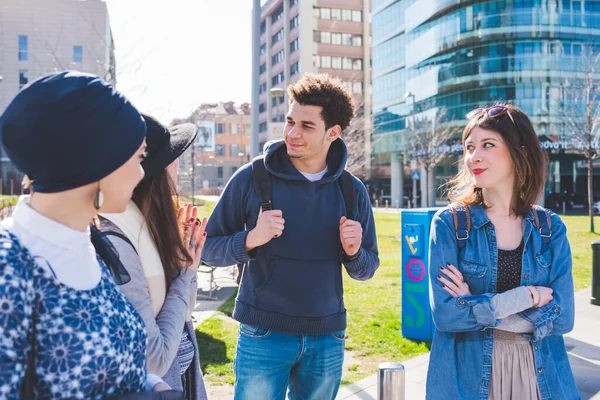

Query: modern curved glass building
[372,0,600,207]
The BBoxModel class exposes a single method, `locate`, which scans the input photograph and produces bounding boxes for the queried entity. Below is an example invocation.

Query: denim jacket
[426,204,578,400]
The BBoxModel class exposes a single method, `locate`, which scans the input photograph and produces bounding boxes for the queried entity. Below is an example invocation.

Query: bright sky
[104,0,253,123]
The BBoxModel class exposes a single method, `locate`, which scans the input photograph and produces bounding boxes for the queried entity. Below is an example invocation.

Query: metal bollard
[376,199,379,208]
[592,241,600,306]
[378,362,405,400]
[385,200,389,208]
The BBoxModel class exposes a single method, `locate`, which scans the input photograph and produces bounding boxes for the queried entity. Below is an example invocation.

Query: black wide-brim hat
[141,114,197,181]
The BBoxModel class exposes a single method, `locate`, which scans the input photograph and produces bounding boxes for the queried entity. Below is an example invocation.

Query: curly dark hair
[287,73,355,131]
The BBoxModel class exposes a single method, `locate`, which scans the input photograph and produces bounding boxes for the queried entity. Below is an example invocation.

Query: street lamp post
[404,91,417,208]
[191,142,196,206]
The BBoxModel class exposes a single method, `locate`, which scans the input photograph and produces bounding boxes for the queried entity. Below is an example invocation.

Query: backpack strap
[338,171,356,221]
[531,205,552,248]
[450,203,471,249]
[252,156,272,212]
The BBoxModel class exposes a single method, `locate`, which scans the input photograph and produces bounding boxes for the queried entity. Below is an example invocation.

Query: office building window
[272,29,284,45]
[230,143,240,157]
[259,122,268,132]
[290,38,300,53]
[332,57,342,69]
[290,15,299,30]
[314,56,363,70]
[272,5,284,23]
[231,124,239,134]
[290,61,300,75]
[231,166,238,175]
[260,21,266,35]
[259,63,267,74]
[259,82,267,94]
[272,71,285,85]
[316,8,362,22]
[217,167,223,178]
[353,82,363,94]
[244,124,251,135]
[259,102,267,113]
[73,46,83,63]
[245,144,251,155]
[18,35,28,61]
[215,144,225,157]
[216,123,225,134]
[332,33,342,45]
[260,43,267,55]
[19,70,28,89]
[272,95,284,107]
[272,50,284,66]
[319,8,331,19]
[317,31,362,47]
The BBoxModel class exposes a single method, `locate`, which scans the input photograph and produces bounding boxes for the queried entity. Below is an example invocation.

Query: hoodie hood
[262,138,348,184]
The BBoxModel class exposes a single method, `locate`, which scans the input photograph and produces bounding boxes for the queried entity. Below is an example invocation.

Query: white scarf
[101,200,166,316]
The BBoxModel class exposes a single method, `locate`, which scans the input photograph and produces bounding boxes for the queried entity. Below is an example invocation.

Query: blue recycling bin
[401,208,440,341]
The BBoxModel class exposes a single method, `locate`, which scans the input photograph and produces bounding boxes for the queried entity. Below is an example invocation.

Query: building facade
[372,0,600,207]
[0,0,115,194]
[176,102,252,194]
[251,0,372,177]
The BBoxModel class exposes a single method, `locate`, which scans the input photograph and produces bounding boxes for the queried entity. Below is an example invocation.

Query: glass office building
[372,0,600,206]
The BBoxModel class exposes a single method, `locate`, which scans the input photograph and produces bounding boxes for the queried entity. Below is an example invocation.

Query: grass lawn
[195,203,595,388]
[562,215,598,291]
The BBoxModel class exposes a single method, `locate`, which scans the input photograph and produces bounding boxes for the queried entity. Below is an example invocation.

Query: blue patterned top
[0,229,147,399]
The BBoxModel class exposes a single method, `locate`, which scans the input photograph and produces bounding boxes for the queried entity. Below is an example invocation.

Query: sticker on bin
[406,259,426,282]
[403,224,423,257]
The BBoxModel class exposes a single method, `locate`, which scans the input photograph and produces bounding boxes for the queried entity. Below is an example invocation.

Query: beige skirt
[489,330,541,400]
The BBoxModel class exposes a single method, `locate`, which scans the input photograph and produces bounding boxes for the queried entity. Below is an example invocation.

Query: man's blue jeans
[233,323,345,400]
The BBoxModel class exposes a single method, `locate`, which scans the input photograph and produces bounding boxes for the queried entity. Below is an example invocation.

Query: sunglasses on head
[466,105,524,140]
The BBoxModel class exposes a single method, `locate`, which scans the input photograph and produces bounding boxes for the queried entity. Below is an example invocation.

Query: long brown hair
[132,170,192,284]
[448,103,548,216]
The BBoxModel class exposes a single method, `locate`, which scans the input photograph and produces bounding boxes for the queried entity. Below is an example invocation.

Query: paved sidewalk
[338,288,600,400]
[191,265,239,327]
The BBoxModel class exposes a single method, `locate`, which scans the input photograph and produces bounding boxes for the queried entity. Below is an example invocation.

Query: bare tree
[560,46,600,232]
[407,107,461,207]
[342,108,368,178]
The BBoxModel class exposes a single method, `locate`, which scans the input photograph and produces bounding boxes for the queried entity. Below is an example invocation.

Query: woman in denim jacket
[427,104,578,400]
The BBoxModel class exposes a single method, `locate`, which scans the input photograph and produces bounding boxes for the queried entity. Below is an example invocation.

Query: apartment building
[0,0,115,194]
[251,0,371,177]
[176,102,251,194]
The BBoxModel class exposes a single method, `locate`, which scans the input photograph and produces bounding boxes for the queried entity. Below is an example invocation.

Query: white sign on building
[196,121,215,152]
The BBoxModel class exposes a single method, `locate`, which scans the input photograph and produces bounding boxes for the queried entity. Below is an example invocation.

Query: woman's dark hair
[448,103,548,216]
[132,170,192,284]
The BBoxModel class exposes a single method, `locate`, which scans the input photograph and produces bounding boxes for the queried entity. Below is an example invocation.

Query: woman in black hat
[99,114,209,400]
[0,71,171,398]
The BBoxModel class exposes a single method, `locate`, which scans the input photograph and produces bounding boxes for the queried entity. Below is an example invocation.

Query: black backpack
[449,203,552,251]
[251,156,356,220]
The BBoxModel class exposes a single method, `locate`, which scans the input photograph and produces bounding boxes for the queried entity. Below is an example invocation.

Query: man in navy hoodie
[202,73,379,400]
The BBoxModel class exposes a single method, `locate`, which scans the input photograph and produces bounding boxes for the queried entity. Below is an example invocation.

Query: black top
[496,240,524,293]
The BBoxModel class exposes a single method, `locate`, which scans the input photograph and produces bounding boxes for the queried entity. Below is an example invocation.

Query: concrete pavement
[338,288,600,400]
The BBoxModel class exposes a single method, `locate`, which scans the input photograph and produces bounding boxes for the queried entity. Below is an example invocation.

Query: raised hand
[246,208,285,251]
[339,216,362,257]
